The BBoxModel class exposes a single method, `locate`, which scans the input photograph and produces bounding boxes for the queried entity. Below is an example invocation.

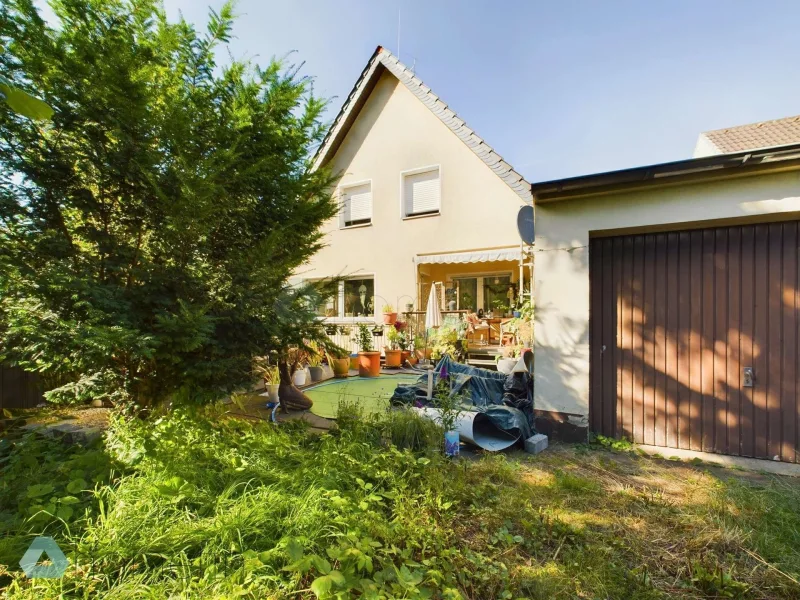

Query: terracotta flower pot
[384,349,402,368]
[349,354,359,371]
[358,351,381,377]
[383,312,397,325]
[400,350,411,365]
[406,354,418,366]
[331,358,349,378]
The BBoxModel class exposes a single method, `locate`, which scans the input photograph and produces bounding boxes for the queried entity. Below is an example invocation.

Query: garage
[531,143,800,463]
[589,221,799,462]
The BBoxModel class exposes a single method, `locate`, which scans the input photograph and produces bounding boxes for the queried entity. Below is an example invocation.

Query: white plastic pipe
[414,407,520,452]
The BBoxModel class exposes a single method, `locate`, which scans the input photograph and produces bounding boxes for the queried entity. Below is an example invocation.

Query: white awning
[413,247,522,265]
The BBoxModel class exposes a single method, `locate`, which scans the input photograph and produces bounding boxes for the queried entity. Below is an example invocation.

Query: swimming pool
[305,375,420,419]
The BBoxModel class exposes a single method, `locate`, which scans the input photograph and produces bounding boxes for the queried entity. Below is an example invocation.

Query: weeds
[1,409,799,598]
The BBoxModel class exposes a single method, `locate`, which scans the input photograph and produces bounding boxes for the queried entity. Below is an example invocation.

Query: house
[532,137,800,463]
[302,46,532,353]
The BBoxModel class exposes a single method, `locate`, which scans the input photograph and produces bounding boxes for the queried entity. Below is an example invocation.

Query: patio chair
[465,312,490,346]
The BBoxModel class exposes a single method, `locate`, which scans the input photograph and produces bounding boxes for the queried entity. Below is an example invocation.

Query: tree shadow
[591,222,799,462]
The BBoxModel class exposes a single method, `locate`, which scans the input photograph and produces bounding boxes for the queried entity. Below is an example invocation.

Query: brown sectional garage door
[589,221,800,462]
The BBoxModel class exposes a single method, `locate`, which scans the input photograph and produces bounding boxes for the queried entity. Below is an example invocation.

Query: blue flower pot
[513,311,521,318]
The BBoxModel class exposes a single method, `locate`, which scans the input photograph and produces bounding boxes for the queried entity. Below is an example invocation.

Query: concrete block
[524,433,548,455]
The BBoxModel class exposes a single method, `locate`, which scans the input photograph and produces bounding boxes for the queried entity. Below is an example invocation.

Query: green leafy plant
[396,329,410,351]
[306,341,323,367]
[0,0,339,406]
[386,326,402,350]
[432,375,467,434]
[413,334,425,351]
[382,304,394,313]
[429,323,461,360]
[357,323,373,352]
[688,562,751,598]
[252,357,280,384]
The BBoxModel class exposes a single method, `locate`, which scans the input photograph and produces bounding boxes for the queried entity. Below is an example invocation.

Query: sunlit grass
[1,405,799,598]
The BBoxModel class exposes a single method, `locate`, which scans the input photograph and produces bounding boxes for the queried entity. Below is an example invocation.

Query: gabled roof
[313,46,532,203]
[695,115,800,156]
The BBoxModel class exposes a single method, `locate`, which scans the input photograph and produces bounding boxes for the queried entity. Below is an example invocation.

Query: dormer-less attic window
[339,181,372,228]
[402,166,441,218]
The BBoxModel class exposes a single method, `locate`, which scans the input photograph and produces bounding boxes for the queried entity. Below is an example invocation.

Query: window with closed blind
[339,181,372,228]
[402,166,440,217]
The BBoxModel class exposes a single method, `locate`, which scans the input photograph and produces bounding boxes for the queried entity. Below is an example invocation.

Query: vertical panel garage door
[589,221,800,462]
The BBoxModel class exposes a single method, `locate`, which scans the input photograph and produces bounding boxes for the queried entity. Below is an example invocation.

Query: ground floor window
[439,272,516,315]
[343,277,374,317]
[310,276,374,318]
[483,275,513,314]
[451,277,478,311]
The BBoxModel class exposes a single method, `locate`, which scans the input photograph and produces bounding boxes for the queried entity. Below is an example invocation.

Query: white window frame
[400,165,441,219]
[338,179,373,229]
[310,274,377,322]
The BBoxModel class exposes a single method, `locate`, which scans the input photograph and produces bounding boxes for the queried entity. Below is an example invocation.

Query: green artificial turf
[306,375,419,419]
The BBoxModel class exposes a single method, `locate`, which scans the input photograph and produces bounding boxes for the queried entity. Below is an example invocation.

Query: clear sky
[39,0,800,181]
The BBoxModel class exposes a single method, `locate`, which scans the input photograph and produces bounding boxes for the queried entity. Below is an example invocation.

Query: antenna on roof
[396,6,401,59]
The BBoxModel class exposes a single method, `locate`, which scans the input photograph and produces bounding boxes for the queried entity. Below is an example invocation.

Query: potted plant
[307,352,325,382]
[414,333,432,360]
[357,323,381,377]
[434,366,466,457]
[398,329,412,365]
[496,344,522,374]
[293,365,308,386]
[491,298,506,317]
[385,327,403,368]
[253,357,281,404]
[284,346,308,387]
[327,348,350,378]
[382,303,397,325]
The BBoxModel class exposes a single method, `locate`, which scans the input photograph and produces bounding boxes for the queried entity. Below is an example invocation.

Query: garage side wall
[533,170,800,424]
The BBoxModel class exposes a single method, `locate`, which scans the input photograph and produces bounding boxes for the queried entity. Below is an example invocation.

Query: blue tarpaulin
[391,355,533,440]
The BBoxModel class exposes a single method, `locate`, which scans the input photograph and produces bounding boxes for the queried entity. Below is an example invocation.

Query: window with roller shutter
[339,182,372,228]
[402,166,440,217]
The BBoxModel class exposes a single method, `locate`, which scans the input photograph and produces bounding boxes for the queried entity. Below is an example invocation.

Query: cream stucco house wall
[301,47,531,351]
[532,148,800,434]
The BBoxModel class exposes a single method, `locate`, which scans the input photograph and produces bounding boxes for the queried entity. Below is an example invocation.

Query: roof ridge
[312,46,532,203]
[702,113,800,135]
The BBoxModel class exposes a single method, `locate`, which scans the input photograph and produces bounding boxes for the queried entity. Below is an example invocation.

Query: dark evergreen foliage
[0,0,338,405]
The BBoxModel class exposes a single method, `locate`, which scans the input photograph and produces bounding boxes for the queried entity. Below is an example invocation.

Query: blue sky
[39,0,800,181]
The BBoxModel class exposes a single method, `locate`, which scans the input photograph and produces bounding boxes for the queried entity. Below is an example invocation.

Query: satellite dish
[516,205,535,245]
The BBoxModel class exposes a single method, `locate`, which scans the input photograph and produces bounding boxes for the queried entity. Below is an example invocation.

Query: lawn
[1,404,799,599]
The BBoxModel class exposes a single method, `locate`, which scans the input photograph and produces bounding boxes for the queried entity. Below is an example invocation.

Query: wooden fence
[0,366,44,410]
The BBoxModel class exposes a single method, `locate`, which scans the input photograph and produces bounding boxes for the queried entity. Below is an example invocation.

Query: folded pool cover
[391,355,532,442]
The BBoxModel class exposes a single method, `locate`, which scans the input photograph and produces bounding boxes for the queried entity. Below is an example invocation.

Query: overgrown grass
[1,406,799,598]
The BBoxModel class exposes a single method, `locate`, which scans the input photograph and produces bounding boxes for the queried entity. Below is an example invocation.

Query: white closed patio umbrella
[424,284,442,330]
[423,284,442,368]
